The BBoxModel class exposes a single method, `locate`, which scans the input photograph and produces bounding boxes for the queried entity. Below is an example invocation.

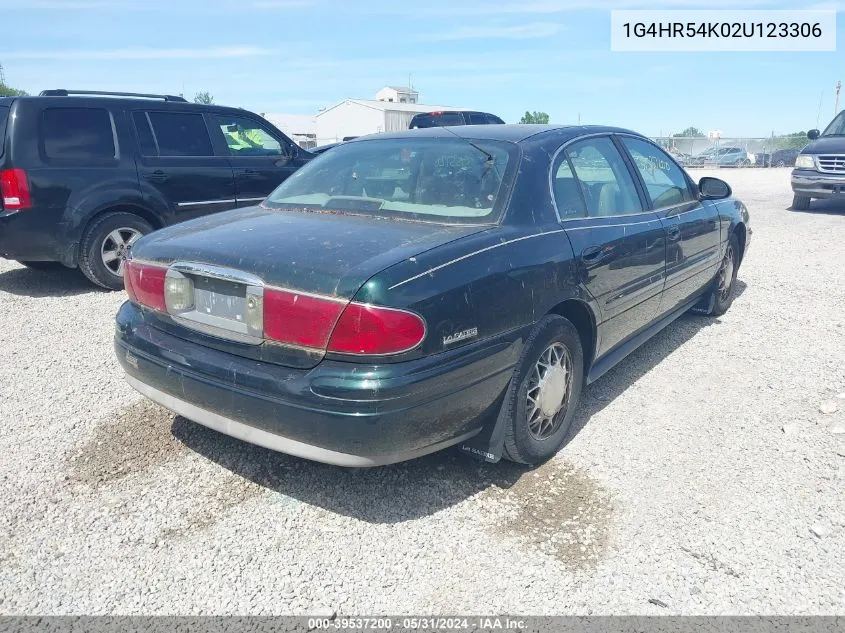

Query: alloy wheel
[717,244,735,302]
[526,342,573,441]
[101,228,142,276]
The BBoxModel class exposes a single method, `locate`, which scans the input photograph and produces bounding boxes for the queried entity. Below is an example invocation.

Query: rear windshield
[411,113,465,128]
[264,137,517,225]
[0,106,9,156]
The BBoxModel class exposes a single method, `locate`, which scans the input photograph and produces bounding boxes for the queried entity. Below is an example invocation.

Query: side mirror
[808,129,820,140]
[699,177,732,200]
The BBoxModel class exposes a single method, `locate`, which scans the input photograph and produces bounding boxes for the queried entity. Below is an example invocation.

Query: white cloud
[427,22,564,41]
[3,46,277,60]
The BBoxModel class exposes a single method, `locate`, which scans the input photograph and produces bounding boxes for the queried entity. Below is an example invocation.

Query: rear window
[145,111,213,157]
[264,137,517,225]
[411,113,465,128]
[41,107,116,161]
[0,106,8,156]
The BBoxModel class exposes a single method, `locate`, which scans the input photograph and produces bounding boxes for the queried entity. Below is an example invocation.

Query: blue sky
[1,0,843,137]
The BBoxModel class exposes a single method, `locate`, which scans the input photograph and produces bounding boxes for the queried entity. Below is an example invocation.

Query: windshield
[0,106,8,156]
[822,111,845,136]
[264,137,517,225]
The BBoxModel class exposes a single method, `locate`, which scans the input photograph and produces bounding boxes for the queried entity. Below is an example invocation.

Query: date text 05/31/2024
[307,617,527,631]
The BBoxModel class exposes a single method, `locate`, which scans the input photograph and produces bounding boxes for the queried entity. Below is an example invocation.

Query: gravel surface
[0,168,843,615]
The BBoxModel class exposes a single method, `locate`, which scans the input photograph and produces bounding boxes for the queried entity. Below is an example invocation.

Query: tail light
[263,288,425,356]
[327,303,426,355]
[124,260,167,312]
[0,169,32,211]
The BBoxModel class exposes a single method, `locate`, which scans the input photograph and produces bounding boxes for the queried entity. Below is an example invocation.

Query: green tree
[193,91,214,104]
[673,126,705,137]
[519,111,550,124]
[0,84,27,97]
[771,132,809,150]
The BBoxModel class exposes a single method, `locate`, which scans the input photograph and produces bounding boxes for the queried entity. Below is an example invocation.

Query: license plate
[192,276,247,324]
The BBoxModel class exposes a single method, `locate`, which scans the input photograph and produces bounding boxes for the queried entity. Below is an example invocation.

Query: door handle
[142,170,169,183]
[581,245,605,263]
[667,225,681,241]
[240,169,262,178]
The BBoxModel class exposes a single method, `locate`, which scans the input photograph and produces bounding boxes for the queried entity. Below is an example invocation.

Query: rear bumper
[115,301,520,466]
[791,170,845,199]
[0,208,77,265]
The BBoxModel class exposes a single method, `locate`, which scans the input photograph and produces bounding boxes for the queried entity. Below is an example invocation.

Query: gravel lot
[1,168,843,615]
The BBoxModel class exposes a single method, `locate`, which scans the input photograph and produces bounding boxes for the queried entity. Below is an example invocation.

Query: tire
[792,195,811,211]
[78,212,152,290]
[502,315,585,466]
[698,233,740,318]
[16,261,67,271]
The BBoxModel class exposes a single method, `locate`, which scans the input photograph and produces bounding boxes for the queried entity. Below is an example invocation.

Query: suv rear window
[41,107,116,160]
[0,106,8,156]
[411,113,465,128]
[146,111,213,157]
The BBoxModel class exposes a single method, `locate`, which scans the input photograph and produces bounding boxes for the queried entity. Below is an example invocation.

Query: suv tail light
[0,169,32,211]
[124,260,167,312]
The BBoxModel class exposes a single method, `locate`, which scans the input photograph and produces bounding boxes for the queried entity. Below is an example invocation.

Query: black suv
[0,90,312,289]
[408,110,505,129]
[791,110,845,210]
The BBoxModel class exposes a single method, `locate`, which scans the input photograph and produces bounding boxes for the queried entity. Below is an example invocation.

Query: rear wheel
[78,212,152,290]
[16,261,67,271]
[502,315,584,466]
[792,195,811,211]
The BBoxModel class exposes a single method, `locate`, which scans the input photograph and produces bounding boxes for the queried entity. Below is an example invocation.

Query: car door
[207,113,306,207]
[133,110,236,223]
[619,136,720,315]
[553,136,667,357]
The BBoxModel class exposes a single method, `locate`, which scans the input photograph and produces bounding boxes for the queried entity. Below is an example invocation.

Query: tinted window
[132,112,158,156]
[468,112,488,125]
[566,137,642,217]
[41,107,115,160]
[210,114,284,157]
[0,106,8,156]
[552,156,586,218]
[486,114,505,124]
[411,113,465,128]
[266,138,516,225]
[622,137,693,208]
[146,111,213,157]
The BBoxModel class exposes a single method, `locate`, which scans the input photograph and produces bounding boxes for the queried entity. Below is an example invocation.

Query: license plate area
[165,262,264,344]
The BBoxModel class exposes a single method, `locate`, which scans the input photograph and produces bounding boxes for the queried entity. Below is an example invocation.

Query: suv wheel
[79,212,152,290]
[792,195,811,211]
[501,315,584,466]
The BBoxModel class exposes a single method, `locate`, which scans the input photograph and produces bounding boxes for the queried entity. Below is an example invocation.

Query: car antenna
[437,125,495,164]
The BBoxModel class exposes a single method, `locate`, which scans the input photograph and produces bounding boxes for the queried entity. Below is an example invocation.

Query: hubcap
[101,228,142,276]
[717,244,735,301]
[526,342,573,441]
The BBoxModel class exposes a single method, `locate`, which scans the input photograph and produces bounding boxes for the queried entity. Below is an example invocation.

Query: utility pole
[836,80,841,115]
[0,63,5,85]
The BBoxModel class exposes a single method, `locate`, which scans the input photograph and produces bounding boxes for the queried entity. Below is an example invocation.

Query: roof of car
[352,124,642,144]
[6,93,257,116]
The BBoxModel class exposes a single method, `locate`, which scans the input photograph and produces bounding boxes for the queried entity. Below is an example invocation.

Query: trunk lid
[129,206,489,368]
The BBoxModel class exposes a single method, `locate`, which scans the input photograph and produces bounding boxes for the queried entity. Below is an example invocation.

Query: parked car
[755,152,771,167]
[792,111,845,210]
[0,89,312,289]
[409,110,505,129]
[714,147,752,167]
[769,148,800,167]
[686,147,721,167]
[115,125,750,468]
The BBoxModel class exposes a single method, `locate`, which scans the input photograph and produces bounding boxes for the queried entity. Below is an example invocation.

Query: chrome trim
[170,262,264,287]
[176,199,237,207]
[238,197,267,203]
[817,155,845,174]
[561,216,663,230]
[125,374,478,467]
[388,229,566,290]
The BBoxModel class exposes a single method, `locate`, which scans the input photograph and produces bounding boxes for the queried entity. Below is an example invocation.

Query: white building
[314,97,469,146]
[375,86,419,104]
[261,112,317,149]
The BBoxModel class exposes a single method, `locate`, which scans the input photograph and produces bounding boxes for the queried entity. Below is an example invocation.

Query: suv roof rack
[38,89,188,102]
